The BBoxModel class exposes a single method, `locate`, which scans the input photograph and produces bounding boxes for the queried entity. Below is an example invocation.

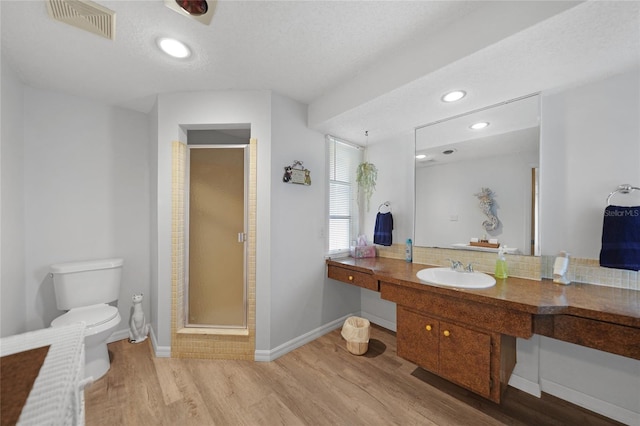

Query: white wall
[154,90,273,350]
[359,132,414,330]
[270,93,361,349]
[1,57,26,337]
[540,69,640,258]
[21,88,151,334]
[538,337,639,425]
[532,69,640,423]
[152,90,362,354]
[363,133,415,247]
[148,99,159,346]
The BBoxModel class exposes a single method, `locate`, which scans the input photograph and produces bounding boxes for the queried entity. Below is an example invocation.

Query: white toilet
[50,258,123,381]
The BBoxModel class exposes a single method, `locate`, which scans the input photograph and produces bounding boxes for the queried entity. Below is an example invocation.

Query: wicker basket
[346,340,369,356]
[341,316,370,356]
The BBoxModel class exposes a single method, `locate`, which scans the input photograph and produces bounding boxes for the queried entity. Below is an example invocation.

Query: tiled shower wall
[377,244,638,290]
[171,140,257,360]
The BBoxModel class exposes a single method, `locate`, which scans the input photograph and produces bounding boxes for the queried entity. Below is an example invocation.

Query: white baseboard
[254,313,357,362]
[107,326,170,357]
[508,373,541,397]
[540,378,639,425]
[149,326,170,357]
[360,311,396,332]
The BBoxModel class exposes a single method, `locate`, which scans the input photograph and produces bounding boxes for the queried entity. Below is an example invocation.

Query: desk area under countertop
[327,256,640,358]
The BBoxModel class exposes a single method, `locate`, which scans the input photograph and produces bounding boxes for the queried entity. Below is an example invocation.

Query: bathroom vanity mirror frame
[414,94,541,256]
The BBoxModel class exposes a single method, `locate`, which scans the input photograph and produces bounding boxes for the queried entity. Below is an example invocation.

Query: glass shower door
[186,145,247,328]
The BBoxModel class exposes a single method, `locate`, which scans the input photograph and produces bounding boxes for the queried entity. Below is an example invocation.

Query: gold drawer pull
[348,275,354,281]
[425,325,432,331]
[443,330,451,337]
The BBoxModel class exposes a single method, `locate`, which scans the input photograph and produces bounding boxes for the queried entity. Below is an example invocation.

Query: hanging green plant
[356,161,378,212]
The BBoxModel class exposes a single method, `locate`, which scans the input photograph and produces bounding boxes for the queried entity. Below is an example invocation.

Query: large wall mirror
[415,94,541,256]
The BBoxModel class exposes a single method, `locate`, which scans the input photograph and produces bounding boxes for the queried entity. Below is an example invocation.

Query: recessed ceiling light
[157,37,191,59]
[470,121,489,130]
[416,154,427,159]
[441,90,466,103]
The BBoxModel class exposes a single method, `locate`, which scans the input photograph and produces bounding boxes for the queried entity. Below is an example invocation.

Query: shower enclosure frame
[183,144,249,329]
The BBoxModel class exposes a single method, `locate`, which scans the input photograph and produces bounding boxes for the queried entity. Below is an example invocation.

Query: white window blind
[327,135,362,255]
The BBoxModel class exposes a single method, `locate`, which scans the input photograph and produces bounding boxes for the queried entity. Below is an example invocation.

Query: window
[327,135,362,256]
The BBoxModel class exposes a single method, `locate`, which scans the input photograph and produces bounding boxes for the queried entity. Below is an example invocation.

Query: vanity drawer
[328,265,378,291]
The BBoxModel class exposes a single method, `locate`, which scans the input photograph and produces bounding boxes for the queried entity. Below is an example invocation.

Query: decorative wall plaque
[283,160,311,186]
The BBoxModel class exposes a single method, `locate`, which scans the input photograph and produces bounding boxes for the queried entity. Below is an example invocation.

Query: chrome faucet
[447,259,474,272]
[447,259,464,272]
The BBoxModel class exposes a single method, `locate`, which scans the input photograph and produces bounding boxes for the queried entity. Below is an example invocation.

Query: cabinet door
[397,307,439,372]
[439,321,492,398]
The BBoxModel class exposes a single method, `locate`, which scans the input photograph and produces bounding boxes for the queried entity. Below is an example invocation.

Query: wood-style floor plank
[85,325,623,426]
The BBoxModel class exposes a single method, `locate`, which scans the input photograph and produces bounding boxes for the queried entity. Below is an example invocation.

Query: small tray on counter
[469,241,500,249]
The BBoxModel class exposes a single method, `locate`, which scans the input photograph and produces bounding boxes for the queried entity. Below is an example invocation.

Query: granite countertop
[327,257,640,329]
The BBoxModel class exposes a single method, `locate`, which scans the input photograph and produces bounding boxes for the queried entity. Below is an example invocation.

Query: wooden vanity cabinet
[397,307,495,400]
[385,276,522,403]
[327,257,640,404]
[327,264,378,291]
[397,307,440,372]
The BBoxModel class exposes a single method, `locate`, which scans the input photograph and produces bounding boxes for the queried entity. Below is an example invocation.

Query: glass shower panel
[187,146,247,327]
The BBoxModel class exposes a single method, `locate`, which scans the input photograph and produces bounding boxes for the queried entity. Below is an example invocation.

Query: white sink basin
[416,267,496,289]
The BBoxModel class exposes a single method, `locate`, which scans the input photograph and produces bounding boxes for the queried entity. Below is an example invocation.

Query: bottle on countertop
[495,245,508,279]
[405,238,413,263]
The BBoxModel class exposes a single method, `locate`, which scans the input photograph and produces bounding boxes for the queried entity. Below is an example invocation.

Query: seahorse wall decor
[474,187,499,232]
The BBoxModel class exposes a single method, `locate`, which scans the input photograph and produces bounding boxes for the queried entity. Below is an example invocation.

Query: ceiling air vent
[46,0,115,40]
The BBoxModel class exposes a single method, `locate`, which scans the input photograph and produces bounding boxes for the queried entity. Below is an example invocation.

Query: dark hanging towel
[599,205,640,271]
[373,212,393,246]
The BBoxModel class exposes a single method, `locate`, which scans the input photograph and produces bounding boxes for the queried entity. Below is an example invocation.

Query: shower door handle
[238,232,246,243]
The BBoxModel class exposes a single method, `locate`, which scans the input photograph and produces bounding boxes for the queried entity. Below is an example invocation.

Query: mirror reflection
[414,94,540,255]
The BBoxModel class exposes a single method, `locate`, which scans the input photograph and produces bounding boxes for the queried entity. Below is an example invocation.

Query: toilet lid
[51,304,119,328]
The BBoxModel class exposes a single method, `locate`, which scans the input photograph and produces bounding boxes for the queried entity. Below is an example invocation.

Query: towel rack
[378,201,391,213]
[606,184,640,205]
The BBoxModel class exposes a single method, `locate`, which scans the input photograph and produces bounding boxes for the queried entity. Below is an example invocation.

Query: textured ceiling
[1,1,638,144]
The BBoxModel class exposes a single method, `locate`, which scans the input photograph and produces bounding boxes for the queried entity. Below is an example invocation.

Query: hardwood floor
[86,325,622,425]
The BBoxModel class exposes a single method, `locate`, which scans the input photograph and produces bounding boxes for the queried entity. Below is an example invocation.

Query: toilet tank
[50,258,123,310]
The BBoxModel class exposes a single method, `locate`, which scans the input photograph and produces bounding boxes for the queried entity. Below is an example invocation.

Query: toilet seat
[51,304,119,330]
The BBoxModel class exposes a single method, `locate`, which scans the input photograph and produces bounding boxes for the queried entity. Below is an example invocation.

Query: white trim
[360,311,396,332]
[508,374,542,397]
[150,326,171,357]
[540,378,638,425]
[254,313,357,362]
[106,327,171,357]
[326,134,363,150]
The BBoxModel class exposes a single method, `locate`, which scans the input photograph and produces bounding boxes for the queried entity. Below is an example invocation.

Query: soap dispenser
[495,245,508,279]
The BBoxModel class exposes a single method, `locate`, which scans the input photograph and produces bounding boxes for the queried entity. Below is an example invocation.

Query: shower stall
[185,139,248,329]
